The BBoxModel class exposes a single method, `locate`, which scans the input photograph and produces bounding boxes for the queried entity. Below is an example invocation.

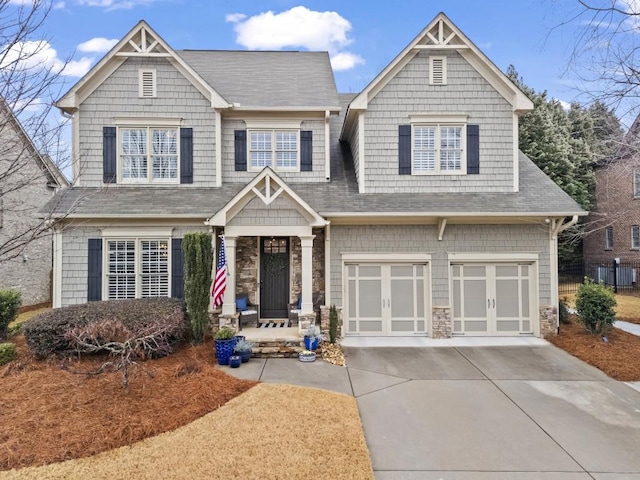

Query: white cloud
[555,99,571,111]
[330,52,364,71]
[225,13,246,23]
[53,2,66,9]
[77,37,118,53]
[226,6,363,70]
[74,0,153,10]
[1,40,92,77]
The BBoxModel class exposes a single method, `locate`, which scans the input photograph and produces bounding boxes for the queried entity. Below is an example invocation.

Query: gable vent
[139,69,156,98]
[429,56,447,85]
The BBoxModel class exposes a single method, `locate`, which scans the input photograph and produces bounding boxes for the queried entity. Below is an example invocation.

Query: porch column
[300,235,315,314]
[222,236,237,316]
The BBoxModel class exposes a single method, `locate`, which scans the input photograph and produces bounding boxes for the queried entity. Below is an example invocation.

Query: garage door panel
[346,262,429,336]
[463,279,487,318]
[496,279,519,317]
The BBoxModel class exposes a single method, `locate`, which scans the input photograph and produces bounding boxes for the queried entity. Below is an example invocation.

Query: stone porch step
[239,326,306,358]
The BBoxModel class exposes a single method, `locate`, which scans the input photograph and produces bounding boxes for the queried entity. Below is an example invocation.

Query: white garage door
[451,263,534,336]
[345,263,428,336]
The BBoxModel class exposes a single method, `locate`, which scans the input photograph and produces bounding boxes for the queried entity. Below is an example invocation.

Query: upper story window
[139,69,156,98]
[632,225,640,249]
[605,226,614,250]
[249,130,299,172]
[429,56,447,85]
[119,126,179,183]
[413,124,465,174]
[634,170,640,198]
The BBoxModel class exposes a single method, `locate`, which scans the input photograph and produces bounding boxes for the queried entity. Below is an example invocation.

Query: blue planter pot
[215,338,236,365]
[229,355,242,368]
[238,350,252,363]
[304,337,319,351]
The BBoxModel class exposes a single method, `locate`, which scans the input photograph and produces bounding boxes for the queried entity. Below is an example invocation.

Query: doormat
[259,322,290,328]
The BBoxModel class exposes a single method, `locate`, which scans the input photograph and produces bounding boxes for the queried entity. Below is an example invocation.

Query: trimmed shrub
[0,342,17,365]
[0,289,22,341]
[183,232,213,344]
[575,278,617,334]
[22,298,187,358]
[559,297,570,325]
[329,304,338,344]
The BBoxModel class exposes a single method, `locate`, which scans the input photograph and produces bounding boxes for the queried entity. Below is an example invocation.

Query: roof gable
[346,13,533,116]
[56,21,230,113]
[206,168,327,227]
[0,99,68,188]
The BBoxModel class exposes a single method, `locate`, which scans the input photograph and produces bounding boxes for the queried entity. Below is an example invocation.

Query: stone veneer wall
[540,305,558,336]
[235,237,258,305]
[289,228,325,303]
[431,306,452,339]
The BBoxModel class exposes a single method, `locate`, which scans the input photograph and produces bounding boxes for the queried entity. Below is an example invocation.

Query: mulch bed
[0,335,256,471]
[548,319,640,381]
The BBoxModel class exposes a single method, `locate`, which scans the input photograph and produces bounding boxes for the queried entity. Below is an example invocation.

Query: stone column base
[298,313,316,336]
[432,306,452,339]
[218,313,239,333]
[540,304,558,337]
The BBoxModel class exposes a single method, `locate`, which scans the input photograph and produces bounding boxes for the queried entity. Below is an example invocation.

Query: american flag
[212,236,227,308]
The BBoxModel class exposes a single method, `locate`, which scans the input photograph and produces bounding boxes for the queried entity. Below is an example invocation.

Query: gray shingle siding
[79,57,216,187]
[330,224,550,309]
[363,50,514,193]
[228,196,309,227]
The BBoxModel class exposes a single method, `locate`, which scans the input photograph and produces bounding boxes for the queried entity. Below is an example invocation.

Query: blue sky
[38,0,586,106]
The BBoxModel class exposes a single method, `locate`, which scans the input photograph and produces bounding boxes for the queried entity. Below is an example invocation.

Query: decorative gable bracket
[413,18,469,50]
[115,26,171,57]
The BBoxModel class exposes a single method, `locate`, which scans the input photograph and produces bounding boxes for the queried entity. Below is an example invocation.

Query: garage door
[345,263,428,336]
[451,263,534,336]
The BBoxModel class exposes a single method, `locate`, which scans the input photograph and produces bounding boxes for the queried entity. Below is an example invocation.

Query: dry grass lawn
[0,383,373,480]
[561,293,640,324]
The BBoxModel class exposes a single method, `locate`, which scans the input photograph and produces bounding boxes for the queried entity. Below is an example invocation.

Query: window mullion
[272,130,277,171]
[147,128,152,183]
[135,238,141,298]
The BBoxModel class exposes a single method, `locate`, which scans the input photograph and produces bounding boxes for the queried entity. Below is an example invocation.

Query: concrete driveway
[221,344,640,479]
[346,345,640,480]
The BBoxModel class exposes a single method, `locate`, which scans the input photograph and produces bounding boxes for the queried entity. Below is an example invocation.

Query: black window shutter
[171,238,184,299]
[398,125,412,175]
[87,238,103,301]
[467,124,480,175]
[234,130,247,171]
[300,130,313,171]
[180,128,193,184]
[103,127,116,183]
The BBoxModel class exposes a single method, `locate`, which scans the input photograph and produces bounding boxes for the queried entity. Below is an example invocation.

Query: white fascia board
[66,213,208,219]
[342,252,432,262]
[101,226,174,237]
[322,211,588,218]
[229,106,341,113]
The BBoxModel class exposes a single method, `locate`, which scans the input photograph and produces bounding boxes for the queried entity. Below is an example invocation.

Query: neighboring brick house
[47,13,584,338]
[0,100,68,306]
[584,116,640,264]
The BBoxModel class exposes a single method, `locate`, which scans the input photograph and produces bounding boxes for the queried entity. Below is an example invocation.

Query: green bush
[22,298,187,358]
[0,289,22,341]
[329,304,338,344]
[0,342,17,365]
[183,232,213,344]
[559,297,570,325]
[575,278,617,334]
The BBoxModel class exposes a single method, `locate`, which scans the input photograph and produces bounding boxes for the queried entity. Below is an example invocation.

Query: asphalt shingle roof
[177,50,341,109]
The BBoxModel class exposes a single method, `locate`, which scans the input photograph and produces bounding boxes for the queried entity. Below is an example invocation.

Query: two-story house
[584,115,640,265]
[0,99,68,306]
[48,13,585,338]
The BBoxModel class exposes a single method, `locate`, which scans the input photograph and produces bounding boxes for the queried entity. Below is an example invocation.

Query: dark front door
[260,237,290,318]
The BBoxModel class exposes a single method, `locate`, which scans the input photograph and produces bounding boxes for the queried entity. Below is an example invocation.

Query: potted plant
[234,339,254,363]
[214,326,236,366]
[298,349,316,362]
[303,325,323,351]
[229,354,242,368]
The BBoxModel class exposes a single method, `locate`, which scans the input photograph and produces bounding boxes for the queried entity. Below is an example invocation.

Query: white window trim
[138,69,157,98]
[116,125,181,184]
[411,122,467,175]
[429,56,447,85]
[634,170,640,199]
[632,225,640,249]
[247,129,300,173]
[102,235,172,300]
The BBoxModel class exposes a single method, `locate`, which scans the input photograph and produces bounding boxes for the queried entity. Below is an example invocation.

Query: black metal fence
[559,260,640,295]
